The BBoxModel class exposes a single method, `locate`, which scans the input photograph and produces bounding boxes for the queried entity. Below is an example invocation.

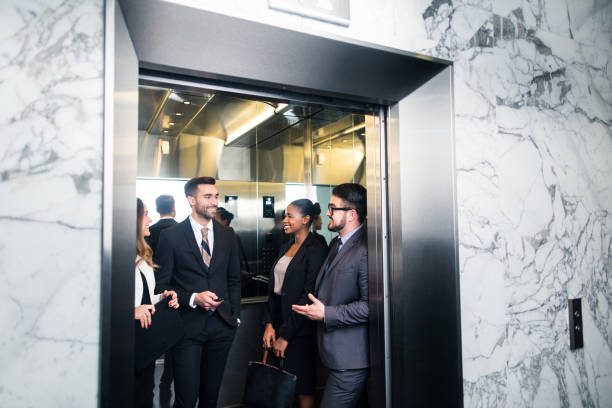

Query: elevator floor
[151,357,369,408]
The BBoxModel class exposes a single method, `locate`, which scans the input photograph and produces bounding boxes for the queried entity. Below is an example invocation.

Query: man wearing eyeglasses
[292,183,369,408]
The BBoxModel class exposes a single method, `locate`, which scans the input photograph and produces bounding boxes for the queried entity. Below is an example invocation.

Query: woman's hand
[135,304,155,328]
[161,290,179,309]
[262,323,276,349]
[273,337,288,358]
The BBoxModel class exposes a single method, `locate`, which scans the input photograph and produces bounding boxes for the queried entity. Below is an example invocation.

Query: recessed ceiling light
[183,101,191,105]
[162,130,169,133]
[169,122,175,126]
[175,112,183,116]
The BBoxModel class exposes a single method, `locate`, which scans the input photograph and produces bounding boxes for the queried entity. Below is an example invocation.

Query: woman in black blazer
[262,199,327,408]
[134,198,178,408]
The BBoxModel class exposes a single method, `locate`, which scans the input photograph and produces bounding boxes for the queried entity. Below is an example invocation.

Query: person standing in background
[311,202,328,251]
[216,207,250,277]
[292,184,369,408]
[146,195,177,260]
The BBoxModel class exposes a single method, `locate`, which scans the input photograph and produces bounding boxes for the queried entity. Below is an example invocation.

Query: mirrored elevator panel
[137,84,376,299]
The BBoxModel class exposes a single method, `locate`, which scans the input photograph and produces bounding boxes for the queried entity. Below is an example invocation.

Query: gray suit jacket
[314,226,369,370]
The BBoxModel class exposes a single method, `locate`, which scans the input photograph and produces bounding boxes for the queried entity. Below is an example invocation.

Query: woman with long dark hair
[262,198,327,408]
[134,198,178,408]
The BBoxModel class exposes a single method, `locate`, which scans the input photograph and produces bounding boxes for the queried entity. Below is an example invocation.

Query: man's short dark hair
[184,176,216,197]
[216,207,234,225]
[332,183,367,223]
[155,195,175,215]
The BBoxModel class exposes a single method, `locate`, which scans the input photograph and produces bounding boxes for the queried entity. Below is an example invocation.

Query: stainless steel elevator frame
[103,1,461,406]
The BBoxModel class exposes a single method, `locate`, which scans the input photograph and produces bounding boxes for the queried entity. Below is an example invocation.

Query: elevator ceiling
[137,85,368,183]
[138,86,364,149]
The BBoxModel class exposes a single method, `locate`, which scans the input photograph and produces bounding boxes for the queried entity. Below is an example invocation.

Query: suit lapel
[180,218,209,276]
[208,220,222,273]
[315,236,338,292]
[315,228,363,293]
[282,234,311,286]
[328,229,361,271]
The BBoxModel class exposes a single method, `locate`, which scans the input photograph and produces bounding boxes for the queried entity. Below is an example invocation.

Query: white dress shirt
[338,224,362,247]
[188,215,214,308]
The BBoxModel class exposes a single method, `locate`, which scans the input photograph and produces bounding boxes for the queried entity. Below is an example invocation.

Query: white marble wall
[421,1,612,407]
[0,1,103,406]
[163,0,612,406]
[0,0,608,406]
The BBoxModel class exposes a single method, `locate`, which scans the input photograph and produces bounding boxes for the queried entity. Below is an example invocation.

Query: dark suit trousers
[173,314,236,408]
[320,368,368,408]
[134,361,155,408]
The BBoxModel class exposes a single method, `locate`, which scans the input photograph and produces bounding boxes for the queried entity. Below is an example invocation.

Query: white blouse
[273,255,293,295]
[135,256,161,307]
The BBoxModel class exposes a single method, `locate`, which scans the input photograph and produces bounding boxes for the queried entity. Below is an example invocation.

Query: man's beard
[328,218,345,232]
[196,205,216,220]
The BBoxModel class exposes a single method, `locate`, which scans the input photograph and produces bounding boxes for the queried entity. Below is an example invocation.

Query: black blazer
[146,218,177,263]
[312,232,329,252]
[155,217,241,337]
[265,232,327,341]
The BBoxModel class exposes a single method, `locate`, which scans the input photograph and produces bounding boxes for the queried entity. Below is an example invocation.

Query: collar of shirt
[189,215,214,255]
[338,224,362,248]
[159,215,174,220]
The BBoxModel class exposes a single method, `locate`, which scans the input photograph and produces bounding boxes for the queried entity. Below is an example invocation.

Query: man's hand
[135,304,155,328]
[291,293,325,321]
[194,291,223,311]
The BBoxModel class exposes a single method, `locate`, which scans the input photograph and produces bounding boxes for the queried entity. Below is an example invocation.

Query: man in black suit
[145,194,178,406]
[155,177,241,408]
[146,194,177,263]
[293,183,369,408]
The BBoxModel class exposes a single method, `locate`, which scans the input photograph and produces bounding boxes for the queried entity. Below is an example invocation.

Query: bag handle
[262,348,285,370]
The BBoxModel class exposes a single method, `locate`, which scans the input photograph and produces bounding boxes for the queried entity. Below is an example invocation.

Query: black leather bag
[134,300,184,371]
[243,349,297,408]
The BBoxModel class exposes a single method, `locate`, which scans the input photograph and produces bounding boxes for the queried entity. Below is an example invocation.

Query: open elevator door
[101,1,139,407]
[134,75,385,407]
[105,0,460,406]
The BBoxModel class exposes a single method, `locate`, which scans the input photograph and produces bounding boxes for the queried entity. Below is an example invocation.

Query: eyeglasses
[327,204,354,215]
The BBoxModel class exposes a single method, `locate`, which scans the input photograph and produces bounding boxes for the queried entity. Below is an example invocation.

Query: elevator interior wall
[136,83,377,301]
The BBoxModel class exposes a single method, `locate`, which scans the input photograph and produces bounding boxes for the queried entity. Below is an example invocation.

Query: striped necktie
[201,228,211,269]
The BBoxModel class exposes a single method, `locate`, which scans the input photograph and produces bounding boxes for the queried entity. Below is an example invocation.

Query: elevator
[135,81,379,405]
[103,1,462,407]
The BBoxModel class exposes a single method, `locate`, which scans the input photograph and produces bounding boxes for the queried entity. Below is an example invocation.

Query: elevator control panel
[263,196,275,218]
[568,298,583,350]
